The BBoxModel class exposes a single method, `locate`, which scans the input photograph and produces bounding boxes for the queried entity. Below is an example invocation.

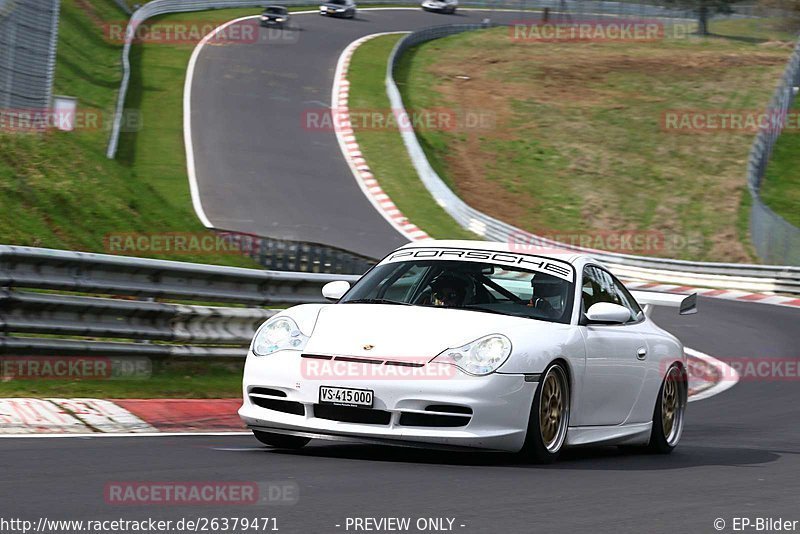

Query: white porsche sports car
[239,241,694,462]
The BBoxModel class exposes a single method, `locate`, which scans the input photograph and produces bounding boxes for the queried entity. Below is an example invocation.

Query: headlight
[432,334,512,376]
[252,316,309,356]
[276,17,286,21]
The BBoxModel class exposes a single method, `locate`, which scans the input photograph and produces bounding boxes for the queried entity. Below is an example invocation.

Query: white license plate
[319,386,373,408]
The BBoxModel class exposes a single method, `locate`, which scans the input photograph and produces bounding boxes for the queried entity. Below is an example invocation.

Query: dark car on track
[260,6,290,27]
[319,0,357,18]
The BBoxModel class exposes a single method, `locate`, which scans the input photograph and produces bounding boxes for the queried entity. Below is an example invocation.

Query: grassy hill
[0,0,259,266]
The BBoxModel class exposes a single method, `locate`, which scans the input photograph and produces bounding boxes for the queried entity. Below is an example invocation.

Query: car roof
[396,239,596,266]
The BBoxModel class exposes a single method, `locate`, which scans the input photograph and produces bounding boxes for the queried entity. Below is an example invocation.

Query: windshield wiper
[343,298,413,306]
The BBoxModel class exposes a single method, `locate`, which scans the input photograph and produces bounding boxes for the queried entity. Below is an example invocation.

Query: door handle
[637,347,648,360]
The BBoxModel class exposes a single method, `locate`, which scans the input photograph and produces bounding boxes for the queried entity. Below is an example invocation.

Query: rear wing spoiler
[631,291,697,317]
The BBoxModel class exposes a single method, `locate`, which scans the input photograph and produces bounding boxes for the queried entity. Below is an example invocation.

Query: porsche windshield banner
[381,247,575,282]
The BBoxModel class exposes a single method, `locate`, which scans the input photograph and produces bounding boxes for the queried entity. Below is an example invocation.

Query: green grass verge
[0,1,271,266]
[381,18,795,262]
[0,360,243,398]
[347,35,478,239]
[761,97,800,228]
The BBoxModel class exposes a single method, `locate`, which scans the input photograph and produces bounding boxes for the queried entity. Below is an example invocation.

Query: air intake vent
[313,404,391,425]
[426,404,473,415]
[249,387,287,398]
[399,412,471,428]
[250,397,304,416]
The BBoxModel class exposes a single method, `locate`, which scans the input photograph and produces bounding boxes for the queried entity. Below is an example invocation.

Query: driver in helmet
[529,273,566,318]
[430,273,469,307]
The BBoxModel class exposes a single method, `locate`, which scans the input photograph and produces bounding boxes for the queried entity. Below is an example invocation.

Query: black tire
[519,362,570,463]
[647,364,687,454]
[253,430,310,449]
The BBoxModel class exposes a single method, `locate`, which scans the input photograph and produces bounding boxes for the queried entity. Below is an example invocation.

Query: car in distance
[319,0,356,18]
[239,240,695,463]
[421,0,458,14]
[259,5,290,27]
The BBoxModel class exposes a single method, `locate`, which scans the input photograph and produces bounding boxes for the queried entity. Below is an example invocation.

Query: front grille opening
[313,404,391,425]
[399,412,471,428]
[249,387,287,398]
[426,404,473,415]
[251,396,304,415]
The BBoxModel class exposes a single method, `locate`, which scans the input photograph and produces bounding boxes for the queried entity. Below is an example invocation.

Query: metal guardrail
[112,0,133,15]
[747,39,800,266]
[385,23,800,294]
[0,0,60,110]
[0,245,359,357]
[221,232,375,273]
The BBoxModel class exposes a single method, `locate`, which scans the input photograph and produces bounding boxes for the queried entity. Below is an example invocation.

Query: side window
[581,266,642,323]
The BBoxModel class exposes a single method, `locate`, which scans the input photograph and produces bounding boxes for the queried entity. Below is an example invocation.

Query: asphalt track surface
[189,8,547,258]
[2,297,799,533]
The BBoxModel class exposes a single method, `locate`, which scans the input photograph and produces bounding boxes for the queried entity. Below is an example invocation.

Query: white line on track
[685,347,740,403]
[184,15,265,229]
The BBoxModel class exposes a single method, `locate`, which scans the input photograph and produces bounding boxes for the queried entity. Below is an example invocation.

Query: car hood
[302,303,531,359]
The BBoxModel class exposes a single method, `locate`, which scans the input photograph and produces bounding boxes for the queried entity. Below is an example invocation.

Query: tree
[664,0,737,35]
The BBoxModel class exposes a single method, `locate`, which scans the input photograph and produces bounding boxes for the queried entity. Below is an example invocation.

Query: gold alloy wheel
[661,365,685,446]
[539,366,569,452]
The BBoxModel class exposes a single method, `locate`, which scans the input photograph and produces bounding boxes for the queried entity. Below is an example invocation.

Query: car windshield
[328,0,347,5]
[264,6,287,13]
[340,259,575,323]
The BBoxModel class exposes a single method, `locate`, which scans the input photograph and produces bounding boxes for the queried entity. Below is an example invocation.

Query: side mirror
[679,293,698,315]
[585,302,631,325]
[322,280,350,302]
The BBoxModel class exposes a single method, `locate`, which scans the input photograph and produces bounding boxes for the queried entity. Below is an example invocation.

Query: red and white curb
[0,398,244,436]
[686,348,739,402]
[332,32,429,242]
[624,280,800,309]
[0,352,736,436]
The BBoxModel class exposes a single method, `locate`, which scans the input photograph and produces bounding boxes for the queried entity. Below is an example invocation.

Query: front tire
[519,363,570,463]
[648,363,687,453]
[253,430,310,449]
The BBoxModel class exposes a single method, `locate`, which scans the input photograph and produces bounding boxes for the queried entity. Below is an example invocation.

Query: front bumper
[239,351,537,452]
